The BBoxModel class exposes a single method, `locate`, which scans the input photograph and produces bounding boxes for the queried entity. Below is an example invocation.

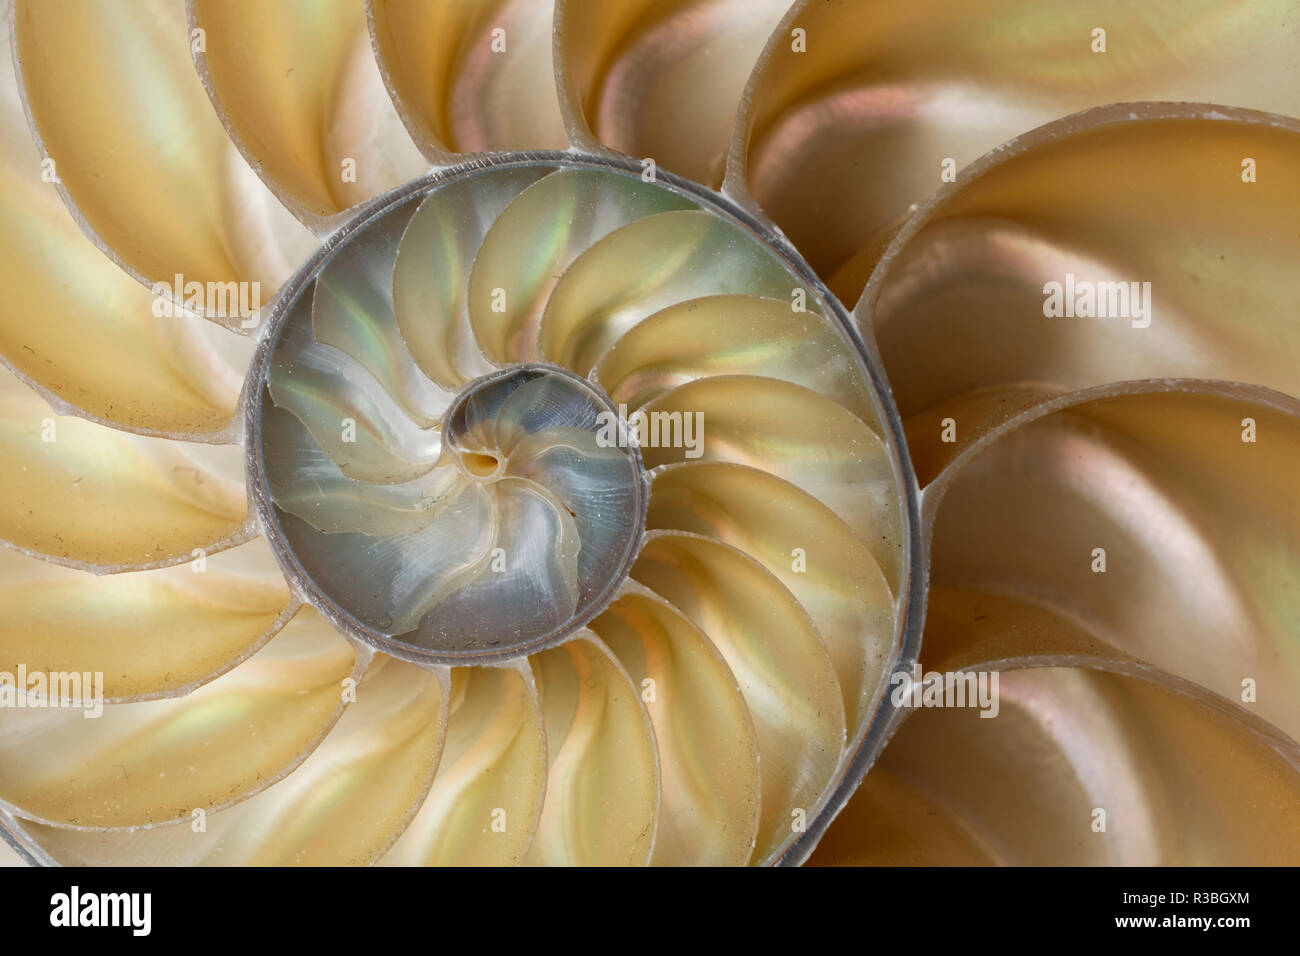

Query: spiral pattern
[256,163,902,678]
[3,142,904,863]
[249,159,905,863]
[3,0,1300,869]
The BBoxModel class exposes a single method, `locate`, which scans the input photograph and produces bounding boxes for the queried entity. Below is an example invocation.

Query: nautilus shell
[0,0,1297,868]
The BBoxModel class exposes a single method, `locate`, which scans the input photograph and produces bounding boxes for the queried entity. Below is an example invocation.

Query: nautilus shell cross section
[50,155,909,868]
[250,159,906,679]
[20,0,1300,872]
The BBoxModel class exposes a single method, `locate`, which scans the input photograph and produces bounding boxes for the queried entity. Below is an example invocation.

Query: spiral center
[461,452,501,479]
[256,314,646,664]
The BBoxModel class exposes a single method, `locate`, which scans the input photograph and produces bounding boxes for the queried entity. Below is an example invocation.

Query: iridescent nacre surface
[5,0,1297,871]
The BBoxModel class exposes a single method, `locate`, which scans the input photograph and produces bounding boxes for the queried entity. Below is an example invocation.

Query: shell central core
[260,350,644,664]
